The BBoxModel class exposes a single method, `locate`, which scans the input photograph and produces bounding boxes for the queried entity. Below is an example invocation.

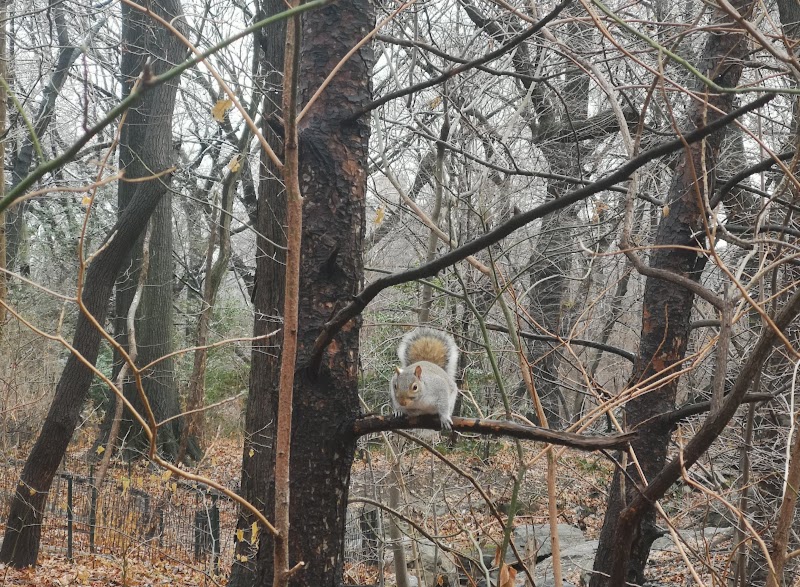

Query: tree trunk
[95,0,193,462]
[227,1,286,583]
[590,1,753,584]
[0,0,184,566]
[118,192,187,460]
[5,0,83,274]
[0,0,7,331]
[231,2,374,585]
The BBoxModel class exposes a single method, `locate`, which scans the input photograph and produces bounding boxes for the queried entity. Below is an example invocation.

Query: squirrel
[390,327,460,429]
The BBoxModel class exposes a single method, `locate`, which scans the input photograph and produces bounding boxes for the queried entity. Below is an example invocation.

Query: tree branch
[712,149,795,207]
[609,285,800,584]
[352,414,635,451]
[308,93,776,372]
[347,0,572,120]
[637,392,773,432]
[485,322,636,362]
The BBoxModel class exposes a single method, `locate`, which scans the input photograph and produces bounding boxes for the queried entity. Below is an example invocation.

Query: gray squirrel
[390,327,459,429]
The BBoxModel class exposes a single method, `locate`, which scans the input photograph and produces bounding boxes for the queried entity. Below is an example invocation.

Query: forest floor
[0,433,735,586]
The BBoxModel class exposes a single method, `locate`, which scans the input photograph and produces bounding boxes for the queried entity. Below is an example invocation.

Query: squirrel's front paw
[440,416,453,430]
[393,410,404,418]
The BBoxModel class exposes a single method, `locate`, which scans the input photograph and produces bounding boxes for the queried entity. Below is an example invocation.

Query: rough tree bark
[590,1,754,584]
[0,0,184,566]
[230,1,374,585]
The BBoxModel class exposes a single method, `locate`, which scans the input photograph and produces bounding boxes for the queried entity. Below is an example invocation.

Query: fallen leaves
[0,554,228,586]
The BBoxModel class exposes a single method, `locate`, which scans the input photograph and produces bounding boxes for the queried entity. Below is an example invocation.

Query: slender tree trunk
[590,1,753,583]
[228,2,286,583]
[0,0,184,566]
[748,5,800,583]
[5,0,84,274]
[419,119,449,324]
[178,109,250,463]
[0,0,7,330]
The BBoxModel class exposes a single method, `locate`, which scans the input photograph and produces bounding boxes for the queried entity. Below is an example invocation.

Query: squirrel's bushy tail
[397,327,459,380]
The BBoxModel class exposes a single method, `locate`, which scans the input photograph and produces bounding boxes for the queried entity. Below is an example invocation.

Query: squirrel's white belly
[402,400,439,416]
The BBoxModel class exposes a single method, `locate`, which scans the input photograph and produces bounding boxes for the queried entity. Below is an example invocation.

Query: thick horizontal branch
[532,107,638,144]
[352,414,636,451]
[725,222,800,240]
[308,93,776,372]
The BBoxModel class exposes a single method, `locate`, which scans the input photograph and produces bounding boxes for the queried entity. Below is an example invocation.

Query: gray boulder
[508,523,587,564]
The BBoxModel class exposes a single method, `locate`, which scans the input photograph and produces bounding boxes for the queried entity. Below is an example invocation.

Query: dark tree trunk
[227,3,286,585]
[95,0,192,462]
[590,2,753,584]
[0,0,184,567]
[231,2,373,586]
[524,12,591,429]
[106,193,190,461]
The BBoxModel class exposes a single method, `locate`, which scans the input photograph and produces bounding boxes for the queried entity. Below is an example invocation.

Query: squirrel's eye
[412,383,418,391]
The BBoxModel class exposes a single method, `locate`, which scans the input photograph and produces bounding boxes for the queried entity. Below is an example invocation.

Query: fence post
[211,493,220,575]
[67,474,73,561]
[89,465,97,554]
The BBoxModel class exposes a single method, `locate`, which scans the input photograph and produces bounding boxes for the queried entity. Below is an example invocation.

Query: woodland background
[0,0,799,586]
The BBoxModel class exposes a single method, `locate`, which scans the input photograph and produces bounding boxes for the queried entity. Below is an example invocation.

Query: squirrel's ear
[414,365,422,378]
[395,366,402,375]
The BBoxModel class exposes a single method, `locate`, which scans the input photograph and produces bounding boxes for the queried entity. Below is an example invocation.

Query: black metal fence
[0,456,382,582]
[0,459,237,574]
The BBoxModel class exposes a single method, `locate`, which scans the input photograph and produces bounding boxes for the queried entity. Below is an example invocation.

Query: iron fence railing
[0,460,237,575]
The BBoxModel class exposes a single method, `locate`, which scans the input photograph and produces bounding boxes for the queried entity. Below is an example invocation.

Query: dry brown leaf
[212,98,233,122]
[498,563,517,587]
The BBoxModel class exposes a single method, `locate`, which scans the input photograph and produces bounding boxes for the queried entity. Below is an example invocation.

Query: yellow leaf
[248,448,255,458]
[429,96,442,109]
[162,470,172,481]
[28,487,36,496]
[252,521,259,543]
[81,194,93,206]
[121,477,130,492]
[662,204,670,217]
[373,206,385,225]
[236,553,249,562]
[212,98,233,122]
[228,154,241,173]
[236,528,245,543]
[96,445,105,454]
[171,482,177,492]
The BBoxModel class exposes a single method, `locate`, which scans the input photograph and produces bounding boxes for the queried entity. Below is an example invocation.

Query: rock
[411,537,458,587]
[534,540,599,584]
[651,526,734,552]
[509,523,587,564]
